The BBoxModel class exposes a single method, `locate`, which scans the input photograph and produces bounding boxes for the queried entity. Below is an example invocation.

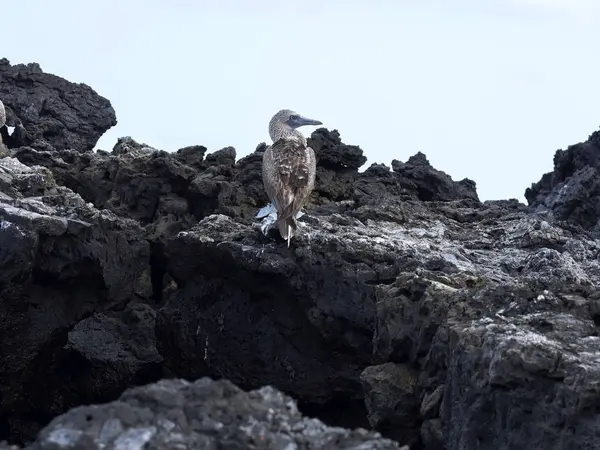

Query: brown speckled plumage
[262,109,322,246]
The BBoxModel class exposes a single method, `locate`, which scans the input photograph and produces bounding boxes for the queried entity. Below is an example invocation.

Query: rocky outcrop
[526,128,600,234]
[2,61,600,450]
[155,195,600,450]
[27,377,401,450]
[0,59,116,152]
[0,156,155,443]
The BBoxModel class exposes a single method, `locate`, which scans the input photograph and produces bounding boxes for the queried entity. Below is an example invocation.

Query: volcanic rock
[0,58,116,152]
[526,128,600,234]
[27,377,401,450]
[0,156,153,443]
[2,61,600,450]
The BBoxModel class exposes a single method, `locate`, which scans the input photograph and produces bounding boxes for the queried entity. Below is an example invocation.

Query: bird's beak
[296,115,323,127]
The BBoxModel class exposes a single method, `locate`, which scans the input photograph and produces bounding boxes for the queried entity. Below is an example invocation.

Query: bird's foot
[260,216,277,236]
[256,203,306,240]
[256,202,305,220]
[256,201,276,219]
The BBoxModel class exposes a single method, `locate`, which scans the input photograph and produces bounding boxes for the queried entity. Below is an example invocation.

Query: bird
[0,100,7,148]
[261,109,322,247]
[0,100,5,129]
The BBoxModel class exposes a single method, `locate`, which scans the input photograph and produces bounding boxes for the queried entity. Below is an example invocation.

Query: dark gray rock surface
[2,60,600,450]
[0,156,153,442]
[526,128,600,234]
[0,58,116,152]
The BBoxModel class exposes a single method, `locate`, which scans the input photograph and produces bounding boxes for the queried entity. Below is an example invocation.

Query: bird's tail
[277,216,297,248]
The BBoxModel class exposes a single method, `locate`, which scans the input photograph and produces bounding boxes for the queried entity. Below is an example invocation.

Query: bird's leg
[287,225,291,248]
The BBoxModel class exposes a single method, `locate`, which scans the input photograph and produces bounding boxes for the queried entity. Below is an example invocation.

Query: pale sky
[3,0,600,201]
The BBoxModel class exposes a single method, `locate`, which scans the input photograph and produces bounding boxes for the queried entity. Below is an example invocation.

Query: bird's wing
[261,137,316,222]
[292,145,316,212]
[262,144,280,208]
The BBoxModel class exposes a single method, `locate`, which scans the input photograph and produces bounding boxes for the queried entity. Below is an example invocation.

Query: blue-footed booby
[0,100,5,129]
[260,109,322,247]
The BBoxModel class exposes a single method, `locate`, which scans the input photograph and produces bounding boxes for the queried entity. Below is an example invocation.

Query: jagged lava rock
[62,302,163,402]
[157,213,388,406]
[4,59,600,450]
[0,58,116,152]
[27,378,400,450]
[526,128,600,233]
[390,152,478,203]
[158,196,600,449]
[6,130,383,243]
[361,363,420,444]
[0,156,154,443]
[308,128,368,203]
[10,138,270,242]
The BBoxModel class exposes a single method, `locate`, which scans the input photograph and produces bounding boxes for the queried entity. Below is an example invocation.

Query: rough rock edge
[26,378,402,450]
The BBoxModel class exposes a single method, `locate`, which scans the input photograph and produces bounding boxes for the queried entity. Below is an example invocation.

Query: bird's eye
[289,115,298,121]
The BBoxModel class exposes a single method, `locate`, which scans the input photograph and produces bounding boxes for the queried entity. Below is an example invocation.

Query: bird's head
[279,109,322,128]
[269,109,322,141]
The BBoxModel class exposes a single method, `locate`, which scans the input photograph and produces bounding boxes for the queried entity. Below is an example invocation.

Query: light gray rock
[28,378,401,450]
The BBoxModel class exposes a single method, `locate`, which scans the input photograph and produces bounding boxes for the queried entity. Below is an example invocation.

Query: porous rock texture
[27,377,400,450]
[526,128,600,234]
[0,59,116,152]
[2,61,600,449]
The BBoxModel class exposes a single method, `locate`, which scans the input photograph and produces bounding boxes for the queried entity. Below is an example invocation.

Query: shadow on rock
[0,157,154,444]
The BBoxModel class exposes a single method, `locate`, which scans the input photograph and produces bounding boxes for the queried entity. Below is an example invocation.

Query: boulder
[27,377,401,450]
[0,59,116,152]
[525,128,600,234]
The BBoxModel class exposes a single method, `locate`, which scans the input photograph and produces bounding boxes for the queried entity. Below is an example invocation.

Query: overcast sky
[3,0,599,201]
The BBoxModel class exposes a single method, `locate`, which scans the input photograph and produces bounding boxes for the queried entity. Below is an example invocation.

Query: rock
[27,378,401,450]
[443,306,600,450]
[0,443,19,450]
[390,152,479,203]
[10,140,200,242]
[525,128,600,233]
[0,58,116,152]
[352,163,411,217]
[62,302,163,403]
[361,363,420,445]
[154,193,600,450]
[156,213,393,408]
[4,60,600,450]
[174,144,206,170]
[420,385,444,420]
[309,128,367,203]
[204,146,236,167]
[0,156,152,444]
[8,130,379,242]
[310,128,367,171]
